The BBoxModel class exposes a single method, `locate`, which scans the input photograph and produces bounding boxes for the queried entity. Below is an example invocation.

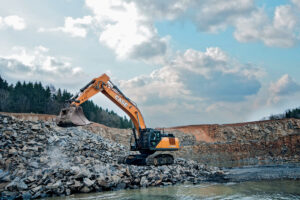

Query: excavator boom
[57,74,146,136]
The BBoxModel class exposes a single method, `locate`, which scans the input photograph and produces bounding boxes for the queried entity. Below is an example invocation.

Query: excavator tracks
[146,154,174,166]
[119,154,174,166]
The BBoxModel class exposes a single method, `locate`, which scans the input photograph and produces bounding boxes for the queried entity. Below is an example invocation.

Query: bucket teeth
[56,106,90,127]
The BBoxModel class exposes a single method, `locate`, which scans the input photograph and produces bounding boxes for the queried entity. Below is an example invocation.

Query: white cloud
[41,0,300,63]
[270,74,298,95]
[274,5,297,30]
[0,46,88,88]
[239,74,300,121]
[119,47,263,126]
[129,0,254,33]
[82,0,254,60]
[191,0,254,32]
[39,16,93,38]
[85,0,168,61]
[291,0,300,8]
[59,16,93,38]
[234,5,300,47]
[268,74,300,104]
[41,0,171,62]
[0,15,26,30]
[131,0,191,20]
[134,1,300,48]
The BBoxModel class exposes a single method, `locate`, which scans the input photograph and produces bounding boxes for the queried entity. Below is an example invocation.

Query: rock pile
[0,114,225,199]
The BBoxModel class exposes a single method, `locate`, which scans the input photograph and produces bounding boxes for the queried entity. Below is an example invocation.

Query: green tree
[0,77,132,128]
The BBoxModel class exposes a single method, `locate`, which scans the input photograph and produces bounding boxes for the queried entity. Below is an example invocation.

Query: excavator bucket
[56,106,91,127]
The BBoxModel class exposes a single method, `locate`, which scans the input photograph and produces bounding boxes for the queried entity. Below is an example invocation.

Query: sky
[0,0,300,127]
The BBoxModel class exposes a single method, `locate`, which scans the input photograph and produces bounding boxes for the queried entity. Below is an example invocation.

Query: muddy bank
[0,114,225,199]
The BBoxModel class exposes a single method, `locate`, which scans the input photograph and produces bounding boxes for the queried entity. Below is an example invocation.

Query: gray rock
[22,191,32,200]
[29,161,39,168]
[97,177,113,188]
[26,176,36,183]
[5,177,20,191]
[80,186,91,193]
[140,176,148,187]
[31,124,40,130]
[1,191,18,200]
[3,118,8,124]
[65,188,71,196]
[5,182,17,191]
[75,169,91,179]
[32,185,42,193]
[8,148,17,155]
[17,180,28,190]
[32,191,41,199]
[55,186,65,194]
[83,178,95,187]
[70,166,80,173]
[0,170,9,182]
[47,180,62,189]
[70,180,82,190]
[162,182,172,186]
[111,175,121,184]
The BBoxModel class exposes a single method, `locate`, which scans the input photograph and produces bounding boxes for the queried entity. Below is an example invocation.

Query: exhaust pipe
[56,106,91,127]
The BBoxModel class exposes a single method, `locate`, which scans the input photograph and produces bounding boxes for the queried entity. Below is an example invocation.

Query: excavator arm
[59,74,146,136]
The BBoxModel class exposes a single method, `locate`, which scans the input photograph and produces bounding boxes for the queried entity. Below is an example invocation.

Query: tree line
[266,107,300,120]
[0,76,132,129]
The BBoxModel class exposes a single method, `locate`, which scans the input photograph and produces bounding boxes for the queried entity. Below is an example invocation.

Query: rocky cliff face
[166,119,300,167]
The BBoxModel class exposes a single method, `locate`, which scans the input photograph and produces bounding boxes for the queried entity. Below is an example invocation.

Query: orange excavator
[56,73,180,165]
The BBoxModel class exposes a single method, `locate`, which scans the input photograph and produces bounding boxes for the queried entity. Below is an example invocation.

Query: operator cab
[130,128,176,153]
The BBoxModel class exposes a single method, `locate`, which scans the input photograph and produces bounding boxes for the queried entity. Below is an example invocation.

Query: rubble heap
[0,114,225,199]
